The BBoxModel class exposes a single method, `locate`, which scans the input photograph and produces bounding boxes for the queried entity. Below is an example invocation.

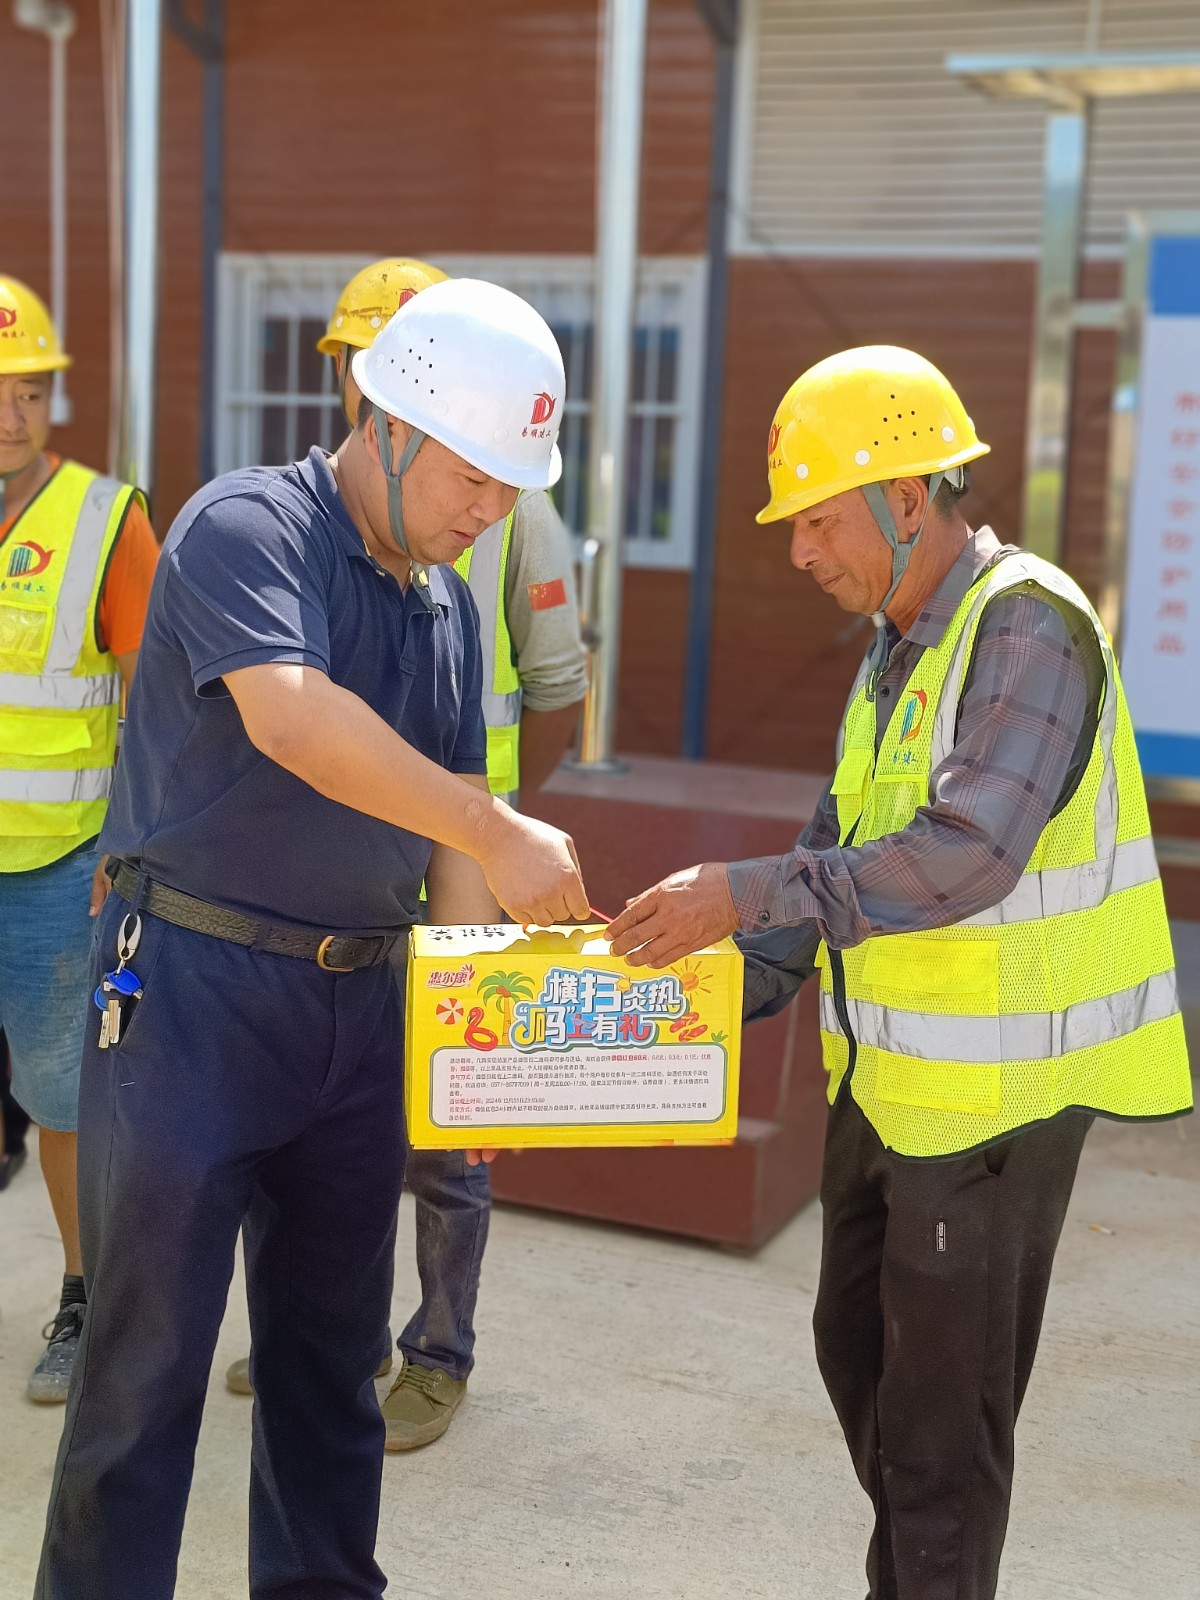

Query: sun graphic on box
[670,959,712,999]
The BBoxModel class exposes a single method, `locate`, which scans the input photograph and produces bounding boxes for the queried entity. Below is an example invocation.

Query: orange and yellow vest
[0,461,140,871]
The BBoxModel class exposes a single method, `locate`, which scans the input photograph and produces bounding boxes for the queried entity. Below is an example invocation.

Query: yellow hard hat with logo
[756,345,988,524]
[316,258,449,355]
[0,276,71,376]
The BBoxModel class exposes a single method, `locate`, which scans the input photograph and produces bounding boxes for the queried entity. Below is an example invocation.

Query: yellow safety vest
[454,506,521,803]
[0,460,138,871]
[819,551,1192,1158]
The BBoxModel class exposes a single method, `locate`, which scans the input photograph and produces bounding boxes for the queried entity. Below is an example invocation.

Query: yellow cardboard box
[405,924,742,1149]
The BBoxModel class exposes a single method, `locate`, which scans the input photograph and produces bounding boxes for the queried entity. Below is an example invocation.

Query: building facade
[3,0,1199,771]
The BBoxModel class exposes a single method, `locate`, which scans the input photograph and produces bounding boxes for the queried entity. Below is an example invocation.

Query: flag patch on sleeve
[527,578,568,612]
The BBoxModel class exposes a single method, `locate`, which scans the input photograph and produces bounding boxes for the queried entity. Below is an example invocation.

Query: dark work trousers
[398,1148,491,1381]
[36,891,407,1600]
[813,1084,1092,1600]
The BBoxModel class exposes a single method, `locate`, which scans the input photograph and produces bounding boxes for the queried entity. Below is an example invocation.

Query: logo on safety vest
[530,392,556,426]
[0,308,17,331]
[898,688,927,743]
[6,541,52,578]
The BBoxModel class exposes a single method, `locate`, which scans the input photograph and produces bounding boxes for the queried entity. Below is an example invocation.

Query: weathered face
[365,412,518,568]
[788,480,924,617]
[0,371,52,481]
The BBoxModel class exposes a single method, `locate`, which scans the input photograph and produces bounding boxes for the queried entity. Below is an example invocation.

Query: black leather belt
[109,861,403,972]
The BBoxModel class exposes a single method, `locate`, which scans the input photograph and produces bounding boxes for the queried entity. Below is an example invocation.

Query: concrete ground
[0,1106,1196,1600]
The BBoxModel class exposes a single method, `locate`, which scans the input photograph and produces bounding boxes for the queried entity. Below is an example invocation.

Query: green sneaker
[225,1346,393,1396]
[381,1359,466,1451]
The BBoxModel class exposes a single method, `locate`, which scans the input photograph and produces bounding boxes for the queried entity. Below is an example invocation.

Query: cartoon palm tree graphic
[478,971,535,1035]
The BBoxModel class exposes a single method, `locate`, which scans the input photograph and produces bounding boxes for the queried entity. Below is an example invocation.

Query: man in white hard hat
[36,280,590,1600]
[225,261,588,1450]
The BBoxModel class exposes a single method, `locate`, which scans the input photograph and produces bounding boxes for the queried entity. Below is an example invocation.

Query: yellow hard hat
[0,276,71,376]
[315,258,449,355]
[757,345,988,524]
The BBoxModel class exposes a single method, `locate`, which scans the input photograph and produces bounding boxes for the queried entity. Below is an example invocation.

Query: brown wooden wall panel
[0,10,205,530]
[613,568,689,753]
[0,10,114,486]
[699,255,1042,772]
[223,0,713,260]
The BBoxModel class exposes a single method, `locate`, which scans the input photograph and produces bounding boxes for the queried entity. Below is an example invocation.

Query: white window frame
[215,252,708,570]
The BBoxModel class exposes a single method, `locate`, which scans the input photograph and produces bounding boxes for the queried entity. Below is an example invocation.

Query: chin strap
[337,346,351,417]
[372,402,427,562]
[860,467,962,700]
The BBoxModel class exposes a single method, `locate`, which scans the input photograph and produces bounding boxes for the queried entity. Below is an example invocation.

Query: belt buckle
[317,935,355,973]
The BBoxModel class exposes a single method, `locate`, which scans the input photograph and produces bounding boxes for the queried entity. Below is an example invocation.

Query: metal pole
[197,3,225,484]
[574,0,649,771]
[117,0,164,494]
[13,1,76,423]
[682,1,739,759]
[48,23,74,424]
[1021,105,1089,563]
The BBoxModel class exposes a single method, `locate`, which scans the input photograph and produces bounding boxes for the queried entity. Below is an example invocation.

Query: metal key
[98,1007,111,1050]
[106,995,122,1047]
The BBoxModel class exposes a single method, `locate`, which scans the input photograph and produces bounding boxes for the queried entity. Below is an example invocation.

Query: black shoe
[0,1146,27,1192]
[28,1303,85,1403]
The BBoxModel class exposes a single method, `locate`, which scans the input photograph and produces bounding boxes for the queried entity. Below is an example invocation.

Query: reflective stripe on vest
[0,462,130,869]
[819,550,1192,1157]
[454,506,521,801]
[0,766,115,804]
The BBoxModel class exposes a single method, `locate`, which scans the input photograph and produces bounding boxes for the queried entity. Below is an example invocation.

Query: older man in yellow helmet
[0,275,157,1402]
[609,346,1192,1600]
[225,259,587,1452]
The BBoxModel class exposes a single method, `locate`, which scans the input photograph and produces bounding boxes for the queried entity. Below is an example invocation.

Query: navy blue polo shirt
[100,447,487,933]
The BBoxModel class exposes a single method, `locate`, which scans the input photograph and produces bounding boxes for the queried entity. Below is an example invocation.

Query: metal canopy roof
[945,51,1200,110]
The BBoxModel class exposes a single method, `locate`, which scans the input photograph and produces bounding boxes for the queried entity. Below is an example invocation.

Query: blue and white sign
[1120,232,1200,784]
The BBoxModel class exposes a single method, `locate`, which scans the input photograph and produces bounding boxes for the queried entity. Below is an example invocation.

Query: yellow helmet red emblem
[757,345,989,524]
[0,276,71,376]
[316,258,449,355]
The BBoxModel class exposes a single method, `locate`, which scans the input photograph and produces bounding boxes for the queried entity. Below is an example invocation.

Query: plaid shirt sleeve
[734,780,841,1021]
[726,588,1103,952]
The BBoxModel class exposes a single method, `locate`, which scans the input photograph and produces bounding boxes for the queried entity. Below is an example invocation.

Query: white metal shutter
[735,0,1200,255]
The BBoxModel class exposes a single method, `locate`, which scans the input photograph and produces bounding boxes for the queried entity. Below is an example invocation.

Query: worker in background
[1,1031,31,1190]
[608,346,1193,1600]
[36,279,589,1600]
[225,258,588,1452]
[0,275,157,1402]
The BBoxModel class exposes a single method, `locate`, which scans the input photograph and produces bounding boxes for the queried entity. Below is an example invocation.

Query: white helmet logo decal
[531,391,557,426]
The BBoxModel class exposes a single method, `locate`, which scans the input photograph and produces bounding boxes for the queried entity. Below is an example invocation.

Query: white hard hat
[352,278,565,491]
